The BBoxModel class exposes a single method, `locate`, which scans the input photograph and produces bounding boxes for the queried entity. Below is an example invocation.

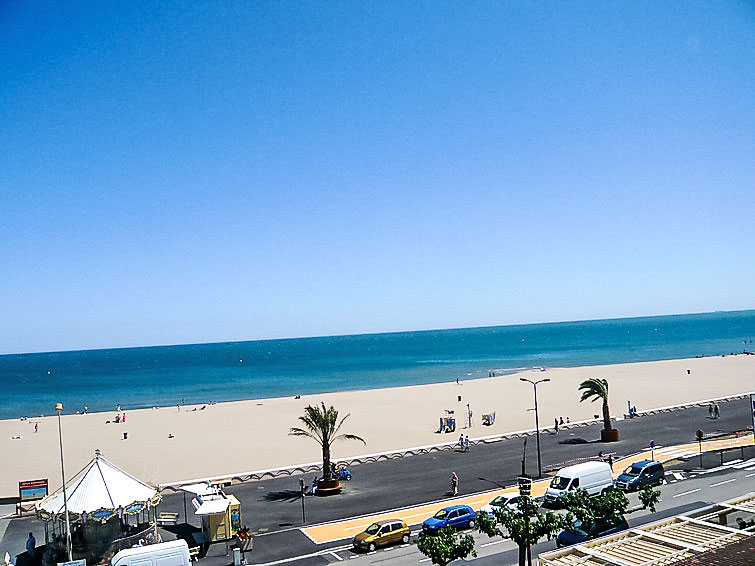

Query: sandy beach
[2,354,753,498]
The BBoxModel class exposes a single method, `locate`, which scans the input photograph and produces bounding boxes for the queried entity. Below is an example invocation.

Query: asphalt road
[181,396,751,564]
[336,461,755,566]
[2,396,752,565]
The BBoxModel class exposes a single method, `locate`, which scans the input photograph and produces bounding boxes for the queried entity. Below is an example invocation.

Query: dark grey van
[615,459,664,491]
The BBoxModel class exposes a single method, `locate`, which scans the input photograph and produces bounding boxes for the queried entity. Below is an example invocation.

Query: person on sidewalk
[464,435,470,452]
[451,472,459,495]
[26,533,36,559]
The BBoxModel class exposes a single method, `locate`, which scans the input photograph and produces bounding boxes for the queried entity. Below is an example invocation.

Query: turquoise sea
[1,311,754,420]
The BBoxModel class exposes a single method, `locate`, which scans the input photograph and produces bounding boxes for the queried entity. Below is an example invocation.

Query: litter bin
[233,547,241,566]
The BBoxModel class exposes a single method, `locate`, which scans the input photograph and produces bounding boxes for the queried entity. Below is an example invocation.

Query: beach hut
[182,483,241,543]
[35,450,162,563]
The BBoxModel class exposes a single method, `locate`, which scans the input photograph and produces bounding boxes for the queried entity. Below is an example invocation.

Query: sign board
[58,560,86,566]
[19,479,48,502]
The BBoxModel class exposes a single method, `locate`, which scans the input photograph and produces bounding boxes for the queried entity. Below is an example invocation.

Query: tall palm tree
[290,402,365,483]
[578,378,614,437]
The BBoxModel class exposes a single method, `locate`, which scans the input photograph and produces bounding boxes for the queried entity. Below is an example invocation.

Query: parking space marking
[480,539,506,548]
[673,488,701,498]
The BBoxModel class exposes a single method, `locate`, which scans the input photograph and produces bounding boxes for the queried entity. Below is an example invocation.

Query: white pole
[56,403,72,562]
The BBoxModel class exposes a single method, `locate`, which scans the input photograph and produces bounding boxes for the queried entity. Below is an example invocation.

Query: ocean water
[1,311,754,420]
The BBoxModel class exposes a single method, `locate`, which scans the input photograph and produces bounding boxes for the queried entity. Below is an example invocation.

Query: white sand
[2,354,753,497]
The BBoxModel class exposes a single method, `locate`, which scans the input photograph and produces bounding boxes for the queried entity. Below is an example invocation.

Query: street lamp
[56,402,72,562]
[520,377,550,478]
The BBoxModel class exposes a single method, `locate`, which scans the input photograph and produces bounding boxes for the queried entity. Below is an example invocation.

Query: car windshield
[623,465,641,476]
[365,523,380,535]
[567,520,590,536]
[434,509,448,519]
[490,496,508,507]
[550,476,570,489]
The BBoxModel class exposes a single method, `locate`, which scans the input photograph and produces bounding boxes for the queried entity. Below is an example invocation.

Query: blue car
[422,505,476,533]
[556,515,629,547]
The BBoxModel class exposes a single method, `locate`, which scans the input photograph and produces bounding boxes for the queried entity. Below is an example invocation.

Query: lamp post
[520,377,550,478]
[56,402,72,562]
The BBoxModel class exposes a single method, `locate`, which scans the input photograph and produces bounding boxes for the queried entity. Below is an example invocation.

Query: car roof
[375,519,404,525]
[444,505,472,511]
[632,459,660,467]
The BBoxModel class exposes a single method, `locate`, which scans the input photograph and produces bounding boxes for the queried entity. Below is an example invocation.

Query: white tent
[36,450,159,518]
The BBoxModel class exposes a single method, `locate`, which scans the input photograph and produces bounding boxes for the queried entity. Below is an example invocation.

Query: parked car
[422,505,476,533]
[543,461,614,507]
[614,459,664,491]
[556,515,629,547]
[479,495,532,516]
[352,519,410,552]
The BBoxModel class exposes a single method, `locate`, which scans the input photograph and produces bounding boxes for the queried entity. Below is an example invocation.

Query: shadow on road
[263,489,303,503]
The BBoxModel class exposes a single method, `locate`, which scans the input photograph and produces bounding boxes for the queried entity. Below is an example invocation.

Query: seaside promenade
[2,354,754,498]
[4,395,751,566]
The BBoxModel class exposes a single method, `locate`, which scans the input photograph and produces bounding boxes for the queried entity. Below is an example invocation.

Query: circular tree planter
[315,478,342,496]
[601,429,620,442]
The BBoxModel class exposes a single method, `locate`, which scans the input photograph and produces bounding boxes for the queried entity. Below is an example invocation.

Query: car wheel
[468,520,475,529]
[402,534,409,544]
[368,543,376,552]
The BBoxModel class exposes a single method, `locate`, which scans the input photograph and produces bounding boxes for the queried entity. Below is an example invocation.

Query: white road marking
[710,479,736,487]
[746,472,755,477]
[480,540,506,548]
[673,488,701,498]
[329,551,344,561]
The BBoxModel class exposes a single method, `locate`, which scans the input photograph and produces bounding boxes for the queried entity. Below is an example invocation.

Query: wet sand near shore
[1,354,753,498]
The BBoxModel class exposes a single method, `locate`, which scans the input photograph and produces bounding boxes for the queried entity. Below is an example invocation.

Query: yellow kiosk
[190,488,242,542]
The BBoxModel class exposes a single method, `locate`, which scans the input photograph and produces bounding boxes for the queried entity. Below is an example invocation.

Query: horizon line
[3,308,753,358]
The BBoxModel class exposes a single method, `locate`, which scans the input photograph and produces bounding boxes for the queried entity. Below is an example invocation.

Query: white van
[111,540,190,566]
[544,461,613,507]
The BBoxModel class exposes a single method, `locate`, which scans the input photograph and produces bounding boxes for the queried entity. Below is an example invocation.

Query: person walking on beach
[34,423,38,433]
[554,418,559,434]
[559,416,565,426]
[451,472,459,496]
[458,434,464,450]
[464,435,470,452]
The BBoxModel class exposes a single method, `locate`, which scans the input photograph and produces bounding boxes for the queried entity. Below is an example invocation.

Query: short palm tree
[579,378,619,441]
[289,402,365,483]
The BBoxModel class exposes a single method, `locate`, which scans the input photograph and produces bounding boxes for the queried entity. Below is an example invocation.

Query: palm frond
[578,378,608,403]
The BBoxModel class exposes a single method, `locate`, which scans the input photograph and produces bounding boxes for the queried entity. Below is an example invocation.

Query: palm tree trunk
[602,398,612,432]
[323,445,332,482]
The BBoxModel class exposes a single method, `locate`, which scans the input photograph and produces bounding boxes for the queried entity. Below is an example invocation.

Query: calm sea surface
[1,311,753,420]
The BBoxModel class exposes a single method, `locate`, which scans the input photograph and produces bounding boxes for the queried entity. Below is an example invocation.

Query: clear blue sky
[1,1,754,354]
